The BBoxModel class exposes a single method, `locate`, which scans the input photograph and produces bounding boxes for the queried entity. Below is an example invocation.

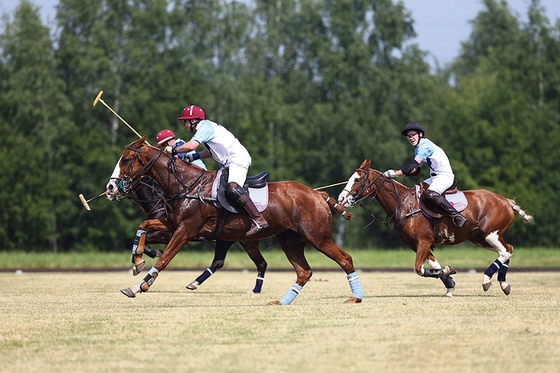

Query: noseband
[346,168,387,206]
[119,145,164,195]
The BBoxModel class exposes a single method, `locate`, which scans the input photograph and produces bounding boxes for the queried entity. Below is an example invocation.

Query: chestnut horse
[338,159,533,296]
[107,137,362,305]
[107,172,267,293]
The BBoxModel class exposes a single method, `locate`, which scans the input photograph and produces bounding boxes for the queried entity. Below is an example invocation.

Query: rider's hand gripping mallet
[93,90,151,145]
[79,191,108,211]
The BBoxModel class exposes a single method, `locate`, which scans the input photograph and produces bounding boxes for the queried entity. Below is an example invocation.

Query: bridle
[345,167,387,207]
[119,145,164,195]
[347,167,420,229]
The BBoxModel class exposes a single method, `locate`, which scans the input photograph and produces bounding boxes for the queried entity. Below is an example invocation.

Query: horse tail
[507,198,534,223]
[318,191,353,221]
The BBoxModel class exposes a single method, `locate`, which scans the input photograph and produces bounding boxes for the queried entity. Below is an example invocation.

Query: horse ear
[360,159,371,169]
[132,136,146,147]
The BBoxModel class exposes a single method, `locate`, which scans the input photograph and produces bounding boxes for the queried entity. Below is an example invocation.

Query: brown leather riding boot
[243,197,269,236]
[424,189,466,228]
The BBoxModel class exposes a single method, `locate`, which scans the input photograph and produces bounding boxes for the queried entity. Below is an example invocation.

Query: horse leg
[415,244,456,296]
[268,232,311,306]
[131,219,172,276]
[186,240,235,290]
[240,240,267,294]
[301,233,363,303]
[131,229,147,276]
[426,252,456,297]
[481,231,513,295]
[121,227,189,298]
[497,259,511,295]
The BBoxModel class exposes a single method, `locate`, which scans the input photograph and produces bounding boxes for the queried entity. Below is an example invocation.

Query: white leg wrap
[485,230,512,263]
[426,258,442,270]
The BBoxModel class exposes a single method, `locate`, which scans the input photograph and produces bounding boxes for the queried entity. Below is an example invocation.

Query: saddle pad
[415,185,468,212]
[211,170,268,212]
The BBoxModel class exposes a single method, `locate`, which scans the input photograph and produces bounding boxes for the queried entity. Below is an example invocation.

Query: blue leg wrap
[252,276,264,293]
[278,283,303,305]
[484,259,501,278]
[195,268,213,284]
[497,259,510,282]
[137,267,159,289]
[132,229,147,254]
[347,272,364,299]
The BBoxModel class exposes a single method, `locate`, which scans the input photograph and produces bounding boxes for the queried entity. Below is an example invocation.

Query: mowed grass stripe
[2,271,559,373]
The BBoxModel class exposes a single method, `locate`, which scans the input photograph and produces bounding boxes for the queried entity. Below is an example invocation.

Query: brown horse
[338,159,533,296]
[106,173,268,293]
[108,137,362,305]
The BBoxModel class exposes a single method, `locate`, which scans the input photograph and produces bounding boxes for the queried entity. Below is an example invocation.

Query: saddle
[417,181,468,219]
[212,168,269,214]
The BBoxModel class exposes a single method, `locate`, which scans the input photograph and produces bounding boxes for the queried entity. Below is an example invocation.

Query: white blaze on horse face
[337,171,360,207]
[105,156,122,201]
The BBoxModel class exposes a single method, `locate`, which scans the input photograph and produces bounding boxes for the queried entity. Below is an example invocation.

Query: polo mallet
[93,90,151,146]
[79,191,108,211]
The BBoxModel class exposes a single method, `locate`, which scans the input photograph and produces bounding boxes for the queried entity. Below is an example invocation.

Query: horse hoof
[344,297,363,304]
[132,261,146,276]
[120,288,137,298]
[268,300,282,305]
[186,282,198,290]
[482,282,492,292]
[444,266,457,276]
[500,282,511,295]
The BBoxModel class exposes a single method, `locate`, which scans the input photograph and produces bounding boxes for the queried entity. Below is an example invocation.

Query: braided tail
[318,191,353,221]
[507,198,534,223]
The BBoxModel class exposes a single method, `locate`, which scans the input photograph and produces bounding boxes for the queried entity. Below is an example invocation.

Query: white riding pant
[424,173,454,195]
[226,162,249,187]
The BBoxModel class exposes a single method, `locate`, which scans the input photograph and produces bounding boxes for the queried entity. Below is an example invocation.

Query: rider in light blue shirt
[383,122,466,228]
[156,129,206,169]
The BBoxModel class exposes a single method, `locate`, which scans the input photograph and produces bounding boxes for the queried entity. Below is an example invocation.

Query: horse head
[106,136,163,201]
[338,159,380,207]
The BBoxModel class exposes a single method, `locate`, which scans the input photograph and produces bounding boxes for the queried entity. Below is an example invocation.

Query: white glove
[383,169,397,178]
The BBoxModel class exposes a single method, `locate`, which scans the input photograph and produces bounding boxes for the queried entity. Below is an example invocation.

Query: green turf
[1,247,558,270]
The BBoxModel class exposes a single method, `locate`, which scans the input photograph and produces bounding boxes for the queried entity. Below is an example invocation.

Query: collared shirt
[414,138,454,178]
[191,120,251,168]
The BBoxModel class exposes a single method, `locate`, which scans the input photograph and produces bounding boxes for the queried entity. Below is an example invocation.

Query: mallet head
[93,91,104,107]
[79,194,92,211]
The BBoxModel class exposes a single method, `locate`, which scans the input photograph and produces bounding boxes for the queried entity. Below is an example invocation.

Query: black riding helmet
[401,122,425,137]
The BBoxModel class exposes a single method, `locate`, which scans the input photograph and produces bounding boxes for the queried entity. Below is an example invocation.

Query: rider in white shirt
[167,105,269,236]
[383,122,466,228]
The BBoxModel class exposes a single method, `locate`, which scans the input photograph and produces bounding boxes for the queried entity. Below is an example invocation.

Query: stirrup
[246,221,269,236]
[452,214,467,228]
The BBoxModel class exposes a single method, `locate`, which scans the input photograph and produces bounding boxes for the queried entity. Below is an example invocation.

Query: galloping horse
[107,137,362,305]
[107,173,267,293]
[338,159,533,296]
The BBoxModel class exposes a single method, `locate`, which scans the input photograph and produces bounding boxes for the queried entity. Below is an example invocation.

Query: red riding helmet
[178,105,205,121]
[156,129,175,146]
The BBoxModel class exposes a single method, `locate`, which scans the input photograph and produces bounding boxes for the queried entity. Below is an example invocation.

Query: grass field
[2,269,559,373]
[1,247,559,270]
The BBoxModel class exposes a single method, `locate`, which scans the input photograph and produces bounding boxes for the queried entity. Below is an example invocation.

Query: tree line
[0,0,558,252]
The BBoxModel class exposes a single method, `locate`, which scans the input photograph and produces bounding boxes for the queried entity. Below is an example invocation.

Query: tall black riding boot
[424,189,467,228]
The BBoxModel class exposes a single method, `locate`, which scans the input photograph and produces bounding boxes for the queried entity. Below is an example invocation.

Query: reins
[350,168,420,231]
